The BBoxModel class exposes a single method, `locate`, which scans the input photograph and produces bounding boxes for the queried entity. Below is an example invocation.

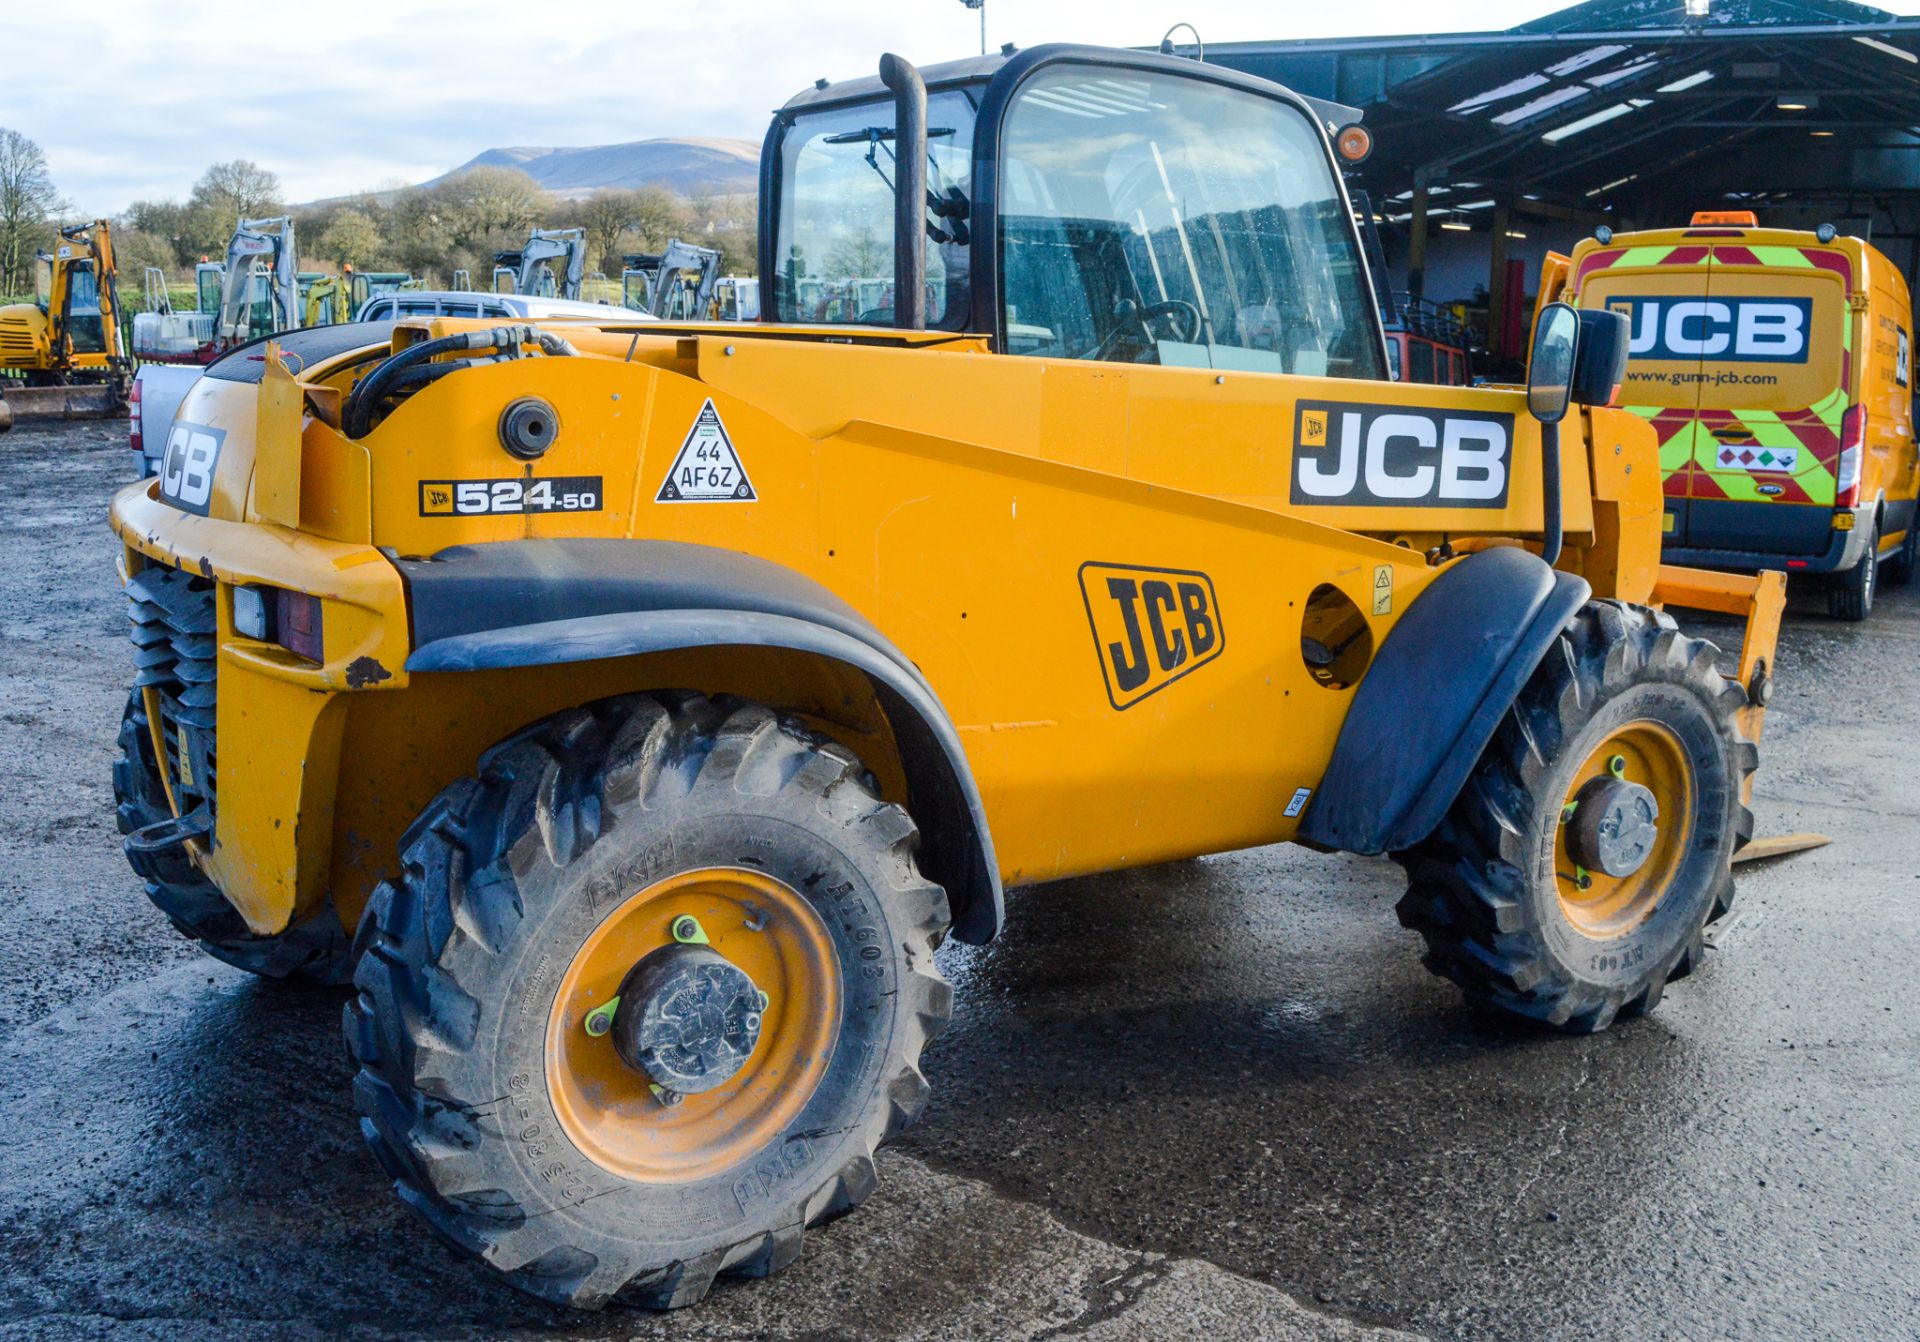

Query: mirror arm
[1540,420,1563,568]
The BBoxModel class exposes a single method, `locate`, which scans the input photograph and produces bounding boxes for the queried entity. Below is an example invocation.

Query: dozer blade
[0,383,126,425]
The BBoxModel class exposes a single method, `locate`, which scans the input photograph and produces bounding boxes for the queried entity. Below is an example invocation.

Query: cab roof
[1566,222,1907,303]
[1568,223,1876,261]
[777,43,1364,136]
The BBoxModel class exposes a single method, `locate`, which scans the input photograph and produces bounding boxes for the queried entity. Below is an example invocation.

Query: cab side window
[999,65,1381,379]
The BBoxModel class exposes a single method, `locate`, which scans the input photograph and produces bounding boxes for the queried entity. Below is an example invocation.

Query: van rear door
[1580,250,1713,545]
[1684,247,1849,555]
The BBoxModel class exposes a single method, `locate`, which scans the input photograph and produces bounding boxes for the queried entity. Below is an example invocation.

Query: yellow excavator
[0,220,130,430]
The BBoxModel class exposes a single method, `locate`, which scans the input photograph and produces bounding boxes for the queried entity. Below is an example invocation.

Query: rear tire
[1394,602,1755,1033]
[1828,523,1878,620]
[113,691,350,983]
[344,692,951,1310]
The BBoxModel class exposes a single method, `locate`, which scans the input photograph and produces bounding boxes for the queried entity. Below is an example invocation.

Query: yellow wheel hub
[1555,720,1695,938]
[545,867,840,1183]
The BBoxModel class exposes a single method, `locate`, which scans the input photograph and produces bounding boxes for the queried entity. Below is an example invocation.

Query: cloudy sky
[10,0,1920,214]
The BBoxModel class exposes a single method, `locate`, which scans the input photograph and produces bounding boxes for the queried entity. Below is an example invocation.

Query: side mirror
[1527,302,1580,424]
[1571,308,1630,408]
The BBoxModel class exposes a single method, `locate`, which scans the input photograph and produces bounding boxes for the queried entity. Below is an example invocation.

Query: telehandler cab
[109,44,1783,1311]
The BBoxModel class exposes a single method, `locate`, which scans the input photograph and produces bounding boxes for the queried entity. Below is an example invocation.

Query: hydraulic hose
[343,324,577,439]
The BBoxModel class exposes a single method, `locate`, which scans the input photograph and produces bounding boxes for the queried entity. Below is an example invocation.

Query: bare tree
[315,208,382,269]
[434,166,547,251]
[0,129,66,292]
[126,198,194,267]
[190,159,282,221]
[577,189,642,275]
[184,159,284,255]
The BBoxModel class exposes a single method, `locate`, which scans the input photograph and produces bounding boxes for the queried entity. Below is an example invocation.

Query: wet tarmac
[2,422,1915,1340]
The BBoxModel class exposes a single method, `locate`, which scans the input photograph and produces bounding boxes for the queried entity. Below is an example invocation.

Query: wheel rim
[1555,720,1696,937]
[545,867,841,1183]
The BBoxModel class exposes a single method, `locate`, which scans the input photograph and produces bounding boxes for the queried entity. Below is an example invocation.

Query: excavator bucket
[0,382,126,425]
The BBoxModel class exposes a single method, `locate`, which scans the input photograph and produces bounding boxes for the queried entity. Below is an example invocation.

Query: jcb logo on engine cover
[1079,562,1223,711]
[1606,296,1812,363]
[1290,400,1512,508]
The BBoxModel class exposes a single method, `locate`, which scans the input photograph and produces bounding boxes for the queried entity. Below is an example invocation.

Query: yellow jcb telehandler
[108,44,1783,1312]
[0,219,129,428]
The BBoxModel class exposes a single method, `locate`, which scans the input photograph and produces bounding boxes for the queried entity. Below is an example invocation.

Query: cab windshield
[771,89,977,327]
[999,66,1382,377]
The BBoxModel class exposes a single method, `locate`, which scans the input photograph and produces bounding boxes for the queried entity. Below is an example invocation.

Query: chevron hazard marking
[657,398,756,502]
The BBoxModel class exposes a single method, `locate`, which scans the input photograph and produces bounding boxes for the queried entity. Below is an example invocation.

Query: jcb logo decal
[1079,562,1223,711]
[1290,400,1512,508]
[158,422,225,516]
[1606,296,1812,363]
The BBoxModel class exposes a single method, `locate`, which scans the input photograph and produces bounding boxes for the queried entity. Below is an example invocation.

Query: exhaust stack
[878,53,928,330]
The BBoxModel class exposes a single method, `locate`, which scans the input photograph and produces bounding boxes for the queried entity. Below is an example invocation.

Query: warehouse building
[1205,0,1920,370]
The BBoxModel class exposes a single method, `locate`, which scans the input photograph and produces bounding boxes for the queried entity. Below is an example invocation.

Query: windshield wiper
[821,127,969,243]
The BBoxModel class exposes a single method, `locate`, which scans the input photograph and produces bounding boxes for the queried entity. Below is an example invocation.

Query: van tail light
[1835,405,1864,508]
[128,378,143,457]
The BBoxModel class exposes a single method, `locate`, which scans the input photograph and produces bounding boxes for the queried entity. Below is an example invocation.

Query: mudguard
[395,539,1002,944]
[1298,546,1591,855]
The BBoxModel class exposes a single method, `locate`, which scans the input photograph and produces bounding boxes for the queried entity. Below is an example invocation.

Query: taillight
[277,590,324,663]
[232,584,324,664]
[1835,405,1864,508]
[128,378,143,457]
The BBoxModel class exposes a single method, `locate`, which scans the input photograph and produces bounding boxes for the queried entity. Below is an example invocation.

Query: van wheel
[345,692,952,1310]
[1883,519,1917,586]
[1829,523,1878,620]
[1394,602,1754,1033]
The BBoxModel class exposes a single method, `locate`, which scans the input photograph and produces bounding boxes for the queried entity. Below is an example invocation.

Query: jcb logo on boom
[1606,295,1812,363]
[1290,400,1513,508]
[1078,562,1223,711]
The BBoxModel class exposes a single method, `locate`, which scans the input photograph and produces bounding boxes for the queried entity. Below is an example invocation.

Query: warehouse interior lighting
[1543,102,1637,141]
[1855,35,1918,64]
[1657,70,1716,93]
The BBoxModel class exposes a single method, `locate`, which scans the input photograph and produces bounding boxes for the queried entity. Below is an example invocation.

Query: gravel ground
[1,419,1915,1341]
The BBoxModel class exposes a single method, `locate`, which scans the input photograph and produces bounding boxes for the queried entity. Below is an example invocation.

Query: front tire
[345,692,951,1310]
[1395,603,1755,1033]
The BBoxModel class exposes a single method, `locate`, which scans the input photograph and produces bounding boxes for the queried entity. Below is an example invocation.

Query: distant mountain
[427,137,760,199]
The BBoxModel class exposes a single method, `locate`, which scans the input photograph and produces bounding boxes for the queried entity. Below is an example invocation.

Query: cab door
[60,261,106,356]
[1576,253,1713,545]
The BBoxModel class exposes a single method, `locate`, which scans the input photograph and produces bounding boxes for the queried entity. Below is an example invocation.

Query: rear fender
[1298,547,1591,855]
[396,539,1003,944]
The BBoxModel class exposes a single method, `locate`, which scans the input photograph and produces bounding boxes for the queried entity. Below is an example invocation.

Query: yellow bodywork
[110,318,1783,938]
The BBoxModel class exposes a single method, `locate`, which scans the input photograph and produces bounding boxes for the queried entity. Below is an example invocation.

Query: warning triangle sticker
[657,399,756,503]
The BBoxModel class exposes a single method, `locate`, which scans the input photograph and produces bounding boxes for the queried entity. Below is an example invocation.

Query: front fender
[1298,546,1591,855]
[396,539,1002,944]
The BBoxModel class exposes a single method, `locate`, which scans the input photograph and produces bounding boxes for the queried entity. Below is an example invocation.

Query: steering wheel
[1092,297,1203,361]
